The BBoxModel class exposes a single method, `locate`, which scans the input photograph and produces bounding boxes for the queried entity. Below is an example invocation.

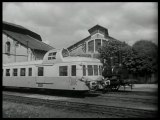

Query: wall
[3,33,39,63]
[69,32,107,58]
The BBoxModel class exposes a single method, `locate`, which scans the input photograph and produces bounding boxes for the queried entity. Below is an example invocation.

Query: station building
[3,21,54,64]
[67,24,120,59]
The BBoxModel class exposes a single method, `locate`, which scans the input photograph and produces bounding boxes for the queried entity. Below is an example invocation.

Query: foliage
[99,39,128,67]
[132,40,158,74]
[99,39,158,76]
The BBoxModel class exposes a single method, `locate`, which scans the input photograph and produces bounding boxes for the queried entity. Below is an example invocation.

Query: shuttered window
[13,68,18,76]
[6,69,10,76]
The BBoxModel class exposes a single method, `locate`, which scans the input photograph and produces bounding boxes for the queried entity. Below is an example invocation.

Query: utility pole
[27,41,29,61]
[119,44,122,67]
[15,42,16,62]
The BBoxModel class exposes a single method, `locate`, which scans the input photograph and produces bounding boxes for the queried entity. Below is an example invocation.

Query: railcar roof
[3,57,101,67]
[63,56,101,63]
[3,60,43,67]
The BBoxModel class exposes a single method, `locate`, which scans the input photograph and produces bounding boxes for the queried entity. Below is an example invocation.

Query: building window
[6,69,10,76]
[59,66,68,76]
[83,65,86,76]
[102,39,107,47]
[38,67,43,76]
[48,52,56,60]
[13,68,18,76]
[20,68,26,76]
[88,40,94,53]
[94,65,98,76]
[5,41,11,54]
[88,65,93,76]
[28,68,32,76]
[99,65,102,75]
[95,39,101,52]
[71,65,76,76]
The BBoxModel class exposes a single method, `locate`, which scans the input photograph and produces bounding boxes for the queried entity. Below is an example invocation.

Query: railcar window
[71,65,76,76]
[88,65,93,76]
[28,68,32,76]
[83,65,86,76]
[20,68,26,76]
[6,69,10,76]
[38,67,43,76]
[59,66,68,76]
[94,65,98,76]
[99,65,102,75]
[48,52,56,60]
[13,68,18,76]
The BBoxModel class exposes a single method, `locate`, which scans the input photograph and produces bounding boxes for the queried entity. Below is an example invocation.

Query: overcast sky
[3,2,158,49]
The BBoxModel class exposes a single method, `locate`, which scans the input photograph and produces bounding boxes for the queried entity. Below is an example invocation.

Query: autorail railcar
[3,48,110,93]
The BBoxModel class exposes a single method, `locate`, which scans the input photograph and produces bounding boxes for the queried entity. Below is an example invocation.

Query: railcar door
[69,65,78,90]
[35,66,45,88]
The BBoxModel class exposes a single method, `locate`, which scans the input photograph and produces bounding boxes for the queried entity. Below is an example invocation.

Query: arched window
[87,39,108,53]
[88,40,94,53]
[5,41,11,54]
[95,39,101,51]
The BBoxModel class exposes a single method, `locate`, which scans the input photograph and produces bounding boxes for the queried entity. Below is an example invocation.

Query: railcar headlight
[90,81,97,87]
[104,80,110,85]
[80,76,86,82]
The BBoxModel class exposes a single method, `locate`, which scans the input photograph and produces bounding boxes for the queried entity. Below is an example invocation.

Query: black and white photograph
[2,2,158,118]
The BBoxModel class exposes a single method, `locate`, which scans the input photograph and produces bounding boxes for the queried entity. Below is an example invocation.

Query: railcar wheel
[111,85,120,92]
[114,85,120,91]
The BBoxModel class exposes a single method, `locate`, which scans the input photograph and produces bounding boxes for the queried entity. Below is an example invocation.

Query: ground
[3,84,158,118]
[3,101,110,118]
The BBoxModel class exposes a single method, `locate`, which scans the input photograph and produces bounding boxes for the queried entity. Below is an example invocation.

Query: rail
[3,93,157,118]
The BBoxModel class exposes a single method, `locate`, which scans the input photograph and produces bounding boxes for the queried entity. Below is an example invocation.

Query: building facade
[3,21,54,64]
[67,25,120,59]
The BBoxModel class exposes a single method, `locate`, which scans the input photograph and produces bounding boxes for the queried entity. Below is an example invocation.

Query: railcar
[3,48,110,92]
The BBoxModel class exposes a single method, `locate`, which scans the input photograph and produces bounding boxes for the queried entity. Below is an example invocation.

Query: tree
[99,39,158,83]
[132,40,158,76]
[99,39,133,70]
[99,39,129,67]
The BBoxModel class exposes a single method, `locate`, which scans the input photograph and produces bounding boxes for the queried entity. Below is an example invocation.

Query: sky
[3,2,158,49]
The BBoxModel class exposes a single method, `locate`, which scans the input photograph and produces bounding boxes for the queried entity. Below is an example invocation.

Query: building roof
[88,24,109,36]
[3,21,42,41]
[3,30,54,51]
[67,36,91,51]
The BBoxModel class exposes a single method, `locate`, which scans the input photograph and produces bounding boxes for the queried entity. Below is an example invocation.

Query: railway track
[87,91,157,104]
[93,90,158,96]
[3,93,157,118]
[97,95,157,104]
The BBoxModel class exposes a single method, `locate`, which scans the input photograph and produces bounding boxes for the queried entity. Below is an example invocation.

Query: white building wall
[3,33,36,63]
